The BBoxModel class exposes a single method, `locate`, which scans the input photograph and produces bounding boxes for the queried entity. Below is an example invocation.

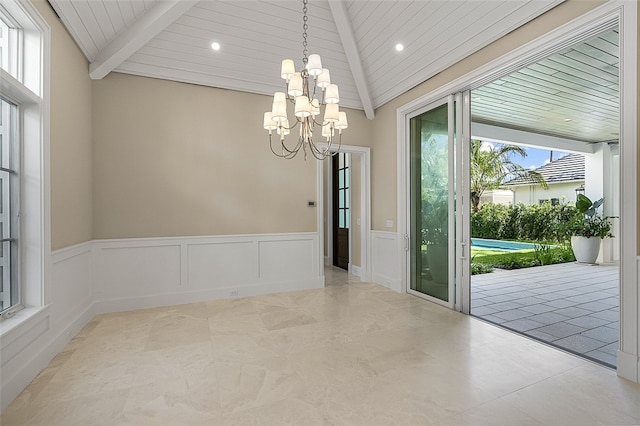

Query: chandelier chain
[302,0,308,64]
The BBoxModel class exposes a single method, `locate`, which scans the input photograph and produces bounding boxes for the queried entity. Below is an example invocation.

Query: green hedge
[471,201,578,242]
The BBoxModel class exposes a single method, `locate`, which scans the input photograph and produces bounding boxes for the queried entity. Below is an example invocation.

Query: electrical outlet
[229,290,239,297]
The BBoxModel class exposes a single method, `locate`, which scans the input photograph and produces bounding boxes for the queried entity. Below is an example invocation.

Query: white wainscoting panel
[188,241,256,286]
[93,233,323,313]
[1,242,95,412]
[371,231,401,291]
[258,238,317,279]
[95,243,182,300]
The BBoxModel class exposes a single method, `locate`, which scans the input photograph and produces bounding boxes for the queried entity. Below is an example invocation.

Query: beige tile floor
[2,266,640,425]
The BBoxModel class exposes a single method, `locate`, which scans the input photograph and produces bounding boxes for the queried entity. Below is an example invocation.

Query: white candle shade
[288,73,303,97]
[322,123,333,138]
[325,84,339,104]
[263,112,278,130]
[317,69,331,88]
[271,101,287,122]
[335,111,348,130]
[281,59,295,80]
[273,92,286,103]
[324,103,339,122]
[295,96,312,118]
[306,54,323,76]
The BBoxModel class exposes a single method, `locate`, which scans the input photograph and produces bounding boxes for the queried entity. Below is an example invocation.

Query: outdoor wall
[34,0,93,250]
[479,189,514,207]
[92,73,371,239]
[512,181,584,206]
[370,0,607,233]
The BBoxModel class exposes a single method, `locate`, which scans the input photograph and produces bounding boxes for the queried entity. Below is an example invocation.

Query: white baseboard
[350,264,361,278]
[371,273,402,292]
[94,278,324,314]
[617,350,639,382]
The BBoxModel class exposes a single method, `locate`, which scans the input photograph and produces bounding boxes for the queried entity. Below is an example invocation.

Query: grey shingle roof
[506,153,585,186]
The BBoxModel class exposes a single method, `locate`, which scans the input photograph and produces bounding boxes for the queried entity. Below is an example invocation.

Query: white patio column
[584,142,617,263]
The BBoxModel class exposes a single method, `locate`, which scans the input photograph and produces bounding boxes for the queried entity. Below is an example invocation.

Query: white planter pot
[571,236,602,264]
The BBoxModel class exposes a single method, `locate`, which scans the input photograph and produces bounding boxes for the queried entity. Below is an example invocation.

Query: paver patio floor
[471,262,619,367]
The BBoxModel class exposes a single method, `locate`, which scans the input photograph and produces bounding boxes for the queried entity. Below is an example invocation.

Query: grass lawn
[471,247,534,265]
[470,245,574,274]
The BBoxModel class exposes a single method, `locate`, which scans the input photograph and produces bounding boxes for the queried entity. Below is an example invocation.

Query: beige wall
[370,0,606,232]
[92,73,371,239]
[33,1,93,250]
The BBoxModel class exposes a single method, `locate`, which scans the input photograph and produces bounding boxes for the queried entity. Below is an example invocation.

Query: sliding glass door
[408,93,470,310]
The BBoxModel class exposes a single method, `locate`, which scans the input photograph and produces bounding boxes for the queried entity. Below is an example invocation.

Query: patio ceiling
[472,27,620,145]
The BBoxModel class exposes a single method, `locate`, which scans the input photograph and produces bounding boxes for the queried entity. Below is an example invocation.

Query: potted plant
[568,194,614,264]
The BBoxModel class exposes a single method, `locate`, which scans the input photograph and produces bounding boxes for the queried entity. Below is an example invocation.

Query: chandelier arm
[269,134,292,158]
[309,140,334,160]
[311,117,325,127]
[308,138,333,160]
[283,119,300,131]
[280,134,304,155]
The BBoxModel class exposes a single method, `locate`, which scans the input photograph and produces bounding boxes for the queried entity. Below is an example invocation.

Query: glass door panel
[409,100,454,304]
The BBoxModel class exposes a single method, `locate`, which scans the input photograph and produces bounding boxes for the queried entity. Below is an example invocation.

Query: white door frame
[317,144,372,282]
[396,1,637,381]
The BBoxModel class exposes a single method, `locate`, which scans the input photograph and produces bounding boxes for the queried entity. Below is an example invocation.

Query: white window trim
[0,0,50,321]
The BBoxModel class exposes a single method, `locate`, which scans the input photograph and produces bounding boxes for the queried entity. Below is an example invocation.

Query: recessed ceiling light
[211,42,221,51]
[395,43,404,52]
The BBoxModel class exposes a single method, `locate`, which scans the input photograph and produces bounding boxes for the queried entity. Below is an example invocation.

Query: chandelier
[263,0,348,160]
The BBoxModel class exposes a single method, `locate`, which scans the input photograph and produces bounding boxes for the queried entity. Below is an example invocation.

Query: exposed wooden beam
[328,0,375,120]
[471,122,598,154]
[89,0,198,80]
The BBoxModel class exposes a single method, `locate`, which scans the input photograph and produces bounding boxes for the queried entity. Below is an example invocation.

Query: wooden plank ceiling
[472,28,620,144]
[47,0,563,116]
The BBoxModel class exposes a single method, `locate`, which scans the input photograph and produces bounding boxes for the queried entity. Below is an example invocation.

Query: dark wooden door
[333,153,349,270]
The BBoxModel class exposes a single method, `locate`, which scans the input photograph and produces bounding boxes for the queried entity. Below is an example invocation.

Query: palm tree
[470,140,547,213]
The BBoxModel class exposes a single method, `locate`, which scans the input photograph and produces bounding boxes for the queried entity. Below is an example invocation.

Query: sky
[479,141,570,170]
[519,147,569,170]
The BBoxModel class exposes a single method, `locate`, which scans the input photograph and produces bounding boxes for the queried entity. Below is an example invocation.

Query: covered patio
[471,262,619,367]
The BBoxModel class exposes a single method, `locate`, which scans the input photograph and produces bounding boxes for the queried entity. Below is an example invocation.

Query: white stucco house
[506,153,585,206]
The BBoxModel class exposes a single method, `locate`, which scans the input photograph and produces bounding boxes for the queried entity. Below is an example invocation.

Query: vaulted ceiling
[47,0,564,119]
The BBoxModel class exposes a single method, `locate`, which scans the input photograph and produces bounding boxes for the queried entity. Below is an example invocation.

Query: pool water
[471,238,537,252]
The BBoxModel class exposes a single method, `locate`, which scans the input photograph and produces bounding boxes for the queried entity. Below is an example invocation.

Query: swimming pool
[471,238,538,252]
